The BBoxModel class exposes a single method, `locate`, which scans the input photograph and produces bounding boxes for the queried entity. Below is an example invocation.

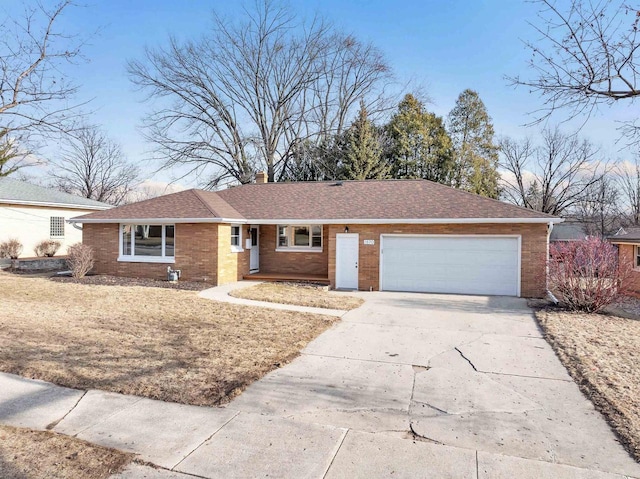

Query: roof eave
[70,216,562,225]
[1,199,112,210]
[68,217,241,224]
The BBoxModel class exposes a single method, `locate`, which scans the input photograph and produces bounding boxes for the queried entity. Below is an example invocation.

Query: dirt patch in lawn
[0,272,337,406]
[0,425,132,479]
[230,282,364,310]
[535,307,640,461]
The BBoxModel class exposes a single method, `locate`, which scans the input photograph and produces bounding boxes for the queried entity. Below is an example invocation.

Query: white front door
[249,226,259,272]
[336,233,359,289]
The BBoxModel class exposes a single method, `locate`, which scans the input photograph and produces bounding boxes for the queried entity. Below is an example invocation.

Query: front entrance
[249,226,259,272]
[336,233,359,289]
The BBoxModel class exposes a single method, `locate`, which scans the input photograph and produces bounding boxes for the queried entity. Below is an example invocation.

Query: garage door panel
[381,236,519,296]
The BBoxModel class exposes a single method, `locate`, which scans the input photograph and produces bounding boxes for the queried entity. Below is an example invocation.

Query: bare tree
[573,174,620,237]
[616,155,640,225]
[49,125,139,205]
[0,128,21,176]
[128,1,392,186]
[499,128,604,216]
[0,1,85,168]
[510,0,640,136]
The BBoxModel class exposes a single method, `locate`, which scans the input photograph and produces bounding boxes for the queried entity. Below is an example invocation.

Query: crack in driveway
[454,347,478,371]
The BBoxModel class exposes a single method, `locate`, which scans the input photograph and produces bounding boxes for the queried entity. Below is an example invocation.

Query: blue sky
[5,0,636,188]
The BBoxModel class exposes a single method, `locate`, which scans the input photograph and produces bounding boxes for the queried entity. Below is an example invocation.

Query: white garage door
[381,236,520,296]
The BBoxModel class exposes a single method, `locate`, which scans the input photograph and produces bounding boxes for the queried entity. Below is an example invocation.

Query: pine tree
[448,89,500,198]
[342,102,390,180]
[387,94,454,183]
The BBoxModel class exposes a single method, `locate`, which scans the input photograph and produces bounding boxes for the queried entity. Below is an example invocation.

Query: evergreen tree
[448,89,500,198]
[342,102,390,180]
[387,94,454,183]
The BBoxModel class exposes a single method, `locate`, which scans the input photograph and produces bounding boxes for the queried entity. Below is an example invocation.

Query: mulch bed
[51,274,212,291]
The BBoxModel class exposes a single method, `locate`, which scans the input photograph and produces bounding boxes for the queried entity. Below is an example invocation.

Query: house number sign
[363,239,375,245]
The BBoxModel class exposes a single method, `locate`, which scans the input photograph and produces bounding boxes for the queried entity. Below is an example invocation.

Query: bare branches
[510,0,640,128]
[49,125,140,205]
[615,155,640,225]
[128,1,392,187]
[0,1,85,149]
[499,128,605,216]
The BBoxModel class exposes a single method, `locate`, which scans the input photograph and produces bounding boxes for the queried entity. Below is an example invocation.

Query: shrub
[549,237,630,312]
[66,243,94,279]
[0,238,23,259]
[34,240,61,257]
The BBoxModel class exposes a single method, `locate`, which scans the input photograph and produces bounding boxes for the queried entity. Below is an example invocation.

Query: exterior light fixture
[344,226,349,233]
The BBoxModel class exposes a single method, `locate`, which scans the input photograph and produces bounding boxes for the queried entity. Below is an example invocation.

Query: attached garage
[380,235,520,296]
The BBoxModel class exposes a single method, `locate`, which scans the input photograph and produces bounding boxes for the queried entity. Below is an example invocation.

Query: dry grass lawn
[0,272,337,406]
[230,282,364,310]
[0,425,132,479]
[536,309,640,461]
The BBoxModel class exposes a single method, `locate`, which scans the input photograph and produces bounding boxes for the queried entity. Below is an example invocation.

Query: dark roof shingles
[76,179,557,222]
[216,180,555,220]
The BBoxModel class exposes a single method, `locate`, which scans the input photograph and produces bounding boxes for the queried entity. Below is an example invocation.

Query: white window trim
[276,224,323,252]
[118,224,176,263]
[230,224,244,253]
[634,245,640,270]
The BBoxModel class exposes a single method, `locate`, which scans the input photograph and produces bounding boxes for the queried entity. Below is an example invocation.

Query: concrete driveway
[227,292,640,478]
[2,292,639,478]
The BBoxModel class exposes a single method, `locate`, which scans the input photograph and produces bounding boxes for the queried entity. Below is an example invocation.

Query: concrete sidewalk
[1,292,639,478]
[198,281,348,317]
[2,371,634,479]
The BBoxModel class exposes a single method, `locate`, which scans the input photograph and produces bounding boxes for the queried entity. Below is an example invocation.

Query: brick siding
[84,221,548,297]
[257,225,329,276]
[327,223,548,298]
[84,222,251,284]
[618,243,640,296]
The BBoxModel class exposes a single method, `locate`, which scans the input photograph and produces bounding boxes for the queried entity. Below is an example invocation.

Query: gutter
[1,199,111,210]
[69,217,565,225]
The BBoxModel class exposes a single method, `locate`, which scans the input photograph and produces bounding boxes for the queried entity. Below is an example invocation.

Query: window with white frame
[120,224,175,261]
[635,245,640,268]
[277,225,322,250]
[50,217,65,238]
[230,225,242,252]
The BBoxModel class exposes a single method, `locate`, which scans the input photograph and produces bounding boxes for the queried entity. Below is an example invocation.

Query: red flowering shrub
[549,237,630,312]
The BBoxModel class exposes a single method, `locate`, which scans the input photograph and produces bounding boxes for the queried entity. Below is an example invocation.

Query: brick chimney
[255,171,268,184]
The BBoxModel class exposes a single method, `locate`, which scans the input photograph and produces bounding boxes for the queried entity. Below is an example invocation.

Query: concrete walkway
[1,292,638,478]
[198,281,348,317]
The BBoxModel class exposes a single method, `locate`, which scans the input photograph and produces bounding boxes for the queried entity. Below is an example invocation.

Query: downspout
[71,222,83,231]
[546,221,559,304]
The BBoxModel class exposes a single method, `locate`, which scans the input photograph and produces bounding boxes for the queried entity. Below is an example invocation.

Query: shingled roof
[0,177,111,210]
[72,179,560,224]
[609,226,640,243]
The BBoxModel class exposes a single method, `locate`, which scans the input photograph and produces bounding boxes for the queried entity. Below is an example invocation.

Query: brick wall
[83,223,219,282]
[217,224,250,284]
[257,225,329,276]
[83,221,549,297]
[327,223,549,298]
[618,243,640,296]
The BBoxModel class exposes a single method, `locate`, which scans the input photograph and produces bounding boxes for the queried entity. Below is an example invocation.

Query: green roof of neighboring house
[0,177,112,210]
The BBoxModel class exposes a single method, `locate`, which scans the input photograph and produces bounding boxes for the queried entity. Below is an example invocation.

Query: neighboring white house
[0,177,111,258]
